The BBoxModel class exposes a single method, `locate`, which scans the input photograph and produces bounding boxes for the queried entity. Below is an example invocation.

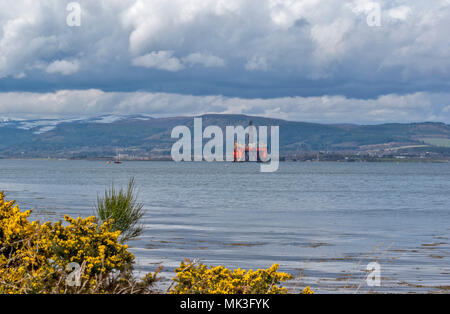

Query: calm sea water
[0,159,449,293]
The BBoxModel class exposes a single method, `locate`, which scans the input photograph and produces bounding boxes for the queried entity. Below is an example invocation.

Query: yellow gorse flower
[301,286,314,294]
[0,192,134,293]
[170,259,294,294]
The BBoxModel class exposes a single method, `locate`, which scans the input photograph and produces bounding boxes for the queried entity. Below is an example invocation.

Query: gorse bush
[0,192,156,293]
[1,193,312,294]
[170,259,293,294]
[95,178,145,243]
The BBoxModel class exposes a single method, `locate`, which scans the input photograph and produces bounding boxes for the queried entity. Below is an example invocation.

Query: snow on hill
[0,114,153,134]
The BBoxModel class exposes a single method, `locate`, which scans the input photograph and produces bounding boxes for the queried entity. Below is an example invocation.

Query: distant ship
[114,149,122,164]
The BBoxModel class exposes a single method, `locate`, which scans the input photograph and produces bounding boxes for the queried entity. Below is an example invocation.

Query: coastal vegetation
[0,188,311,294]
[0,192,156,293]
[95,178,145,243]
[170,259,296,294]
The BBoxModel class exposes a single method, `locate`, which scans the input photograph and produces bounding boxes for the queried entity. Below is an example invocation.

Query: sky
[0,0,449,124]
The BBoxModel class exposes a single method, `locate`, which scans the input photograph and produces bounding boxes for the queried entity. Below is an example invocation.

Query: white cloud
[388,6,412,21]
[0,0,449,120]
[132,51,225,71]
[0,0,448,80]
[132,51,185,71]
[46,60,80,75]
[245,56,268,71]
[0,90,448,124]
[182,52,225,67]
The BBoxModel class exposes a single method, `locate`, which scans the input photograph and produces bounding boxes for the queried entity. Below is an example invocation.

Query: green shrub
[95,178,145,243]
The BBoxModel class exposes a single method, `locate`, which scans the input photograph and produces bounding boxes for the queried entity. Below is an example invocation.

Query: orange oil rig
[233,141,268,162]
[233,121,268,162]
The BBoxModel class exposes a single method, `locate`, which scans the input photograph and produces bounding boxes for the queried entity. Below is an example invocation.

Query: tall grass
[95,178,145,243]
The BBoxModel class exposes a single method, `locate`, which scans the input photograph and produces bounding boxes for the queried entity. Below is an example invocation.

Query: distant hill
[1,114,450,158]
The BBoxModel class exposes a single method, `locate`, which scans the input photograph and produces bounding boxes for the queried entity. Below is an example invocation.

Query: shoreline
[0,157,449,163]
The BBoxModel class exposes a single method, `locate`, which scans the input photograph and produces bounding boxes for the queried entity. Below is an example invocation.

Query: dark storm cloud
[0,0,449,123]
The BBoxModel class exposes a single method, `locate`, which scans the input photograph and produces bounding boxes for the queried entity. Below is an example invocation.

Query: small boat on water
[114,149,122,164]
